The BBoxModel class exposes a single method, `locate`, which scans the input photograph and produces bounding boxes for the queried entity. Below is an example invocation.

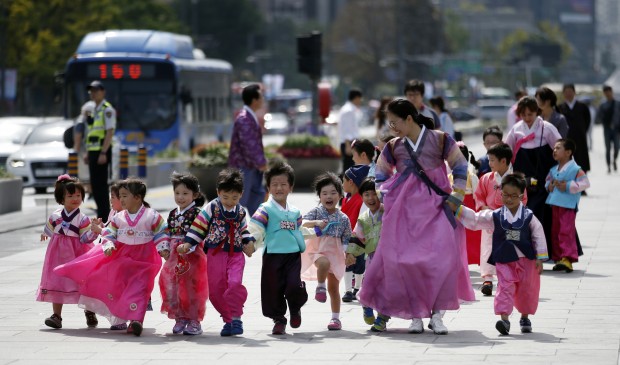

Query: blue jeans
[240,168,265,216]
[604,125,619,167]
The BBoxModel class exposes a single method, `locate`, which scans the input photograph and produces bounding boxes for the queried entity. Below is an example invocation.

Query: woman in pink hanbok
[359,99,473,335]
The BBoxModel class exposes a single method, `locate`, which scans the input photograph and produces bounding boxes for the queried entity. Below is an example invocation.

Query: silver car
[6,119,73,194]
[0,117,53,167]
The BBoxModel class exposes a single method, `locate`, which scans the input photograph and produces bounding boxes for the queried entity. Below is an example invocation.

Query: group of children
[35,97,591,337]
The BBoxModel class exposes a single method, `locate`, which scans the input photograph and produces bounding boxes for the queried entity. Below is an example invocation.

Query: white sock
[344,271,353,292]
[317,282,326,289]
[354,274,363,290]
[332,312,340,319]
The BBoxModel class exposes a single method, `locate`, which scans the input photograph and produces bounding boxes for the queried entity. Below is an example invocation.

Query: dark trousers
[340,143,354,176]
[603,125,619,167]
[261,252,308,323]
[88,150,111,222]
[240,168,265,216]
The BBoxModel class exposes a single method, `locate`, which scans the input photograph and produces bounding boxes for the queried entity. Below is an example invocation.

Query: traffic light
[297,32,321,77]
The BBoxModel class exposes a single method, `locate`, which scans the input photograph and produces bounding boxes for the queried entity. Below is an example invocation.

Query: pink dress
[36,208,96,303]
[159,204,209,321]
[54,205,168,325]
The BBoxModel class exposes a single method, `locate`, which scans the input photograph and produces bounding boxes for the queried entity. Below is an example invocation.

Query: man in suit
[558,84,591,174]
[228,84,267,215]
[597,85,620,173]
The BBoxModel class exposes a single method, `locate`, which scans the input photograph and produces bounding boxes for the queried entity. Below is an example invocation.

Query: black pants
[345,254,366,274]
[88,150,111,221]
[340,142,355,176]
[261,252,308,323]
[603,125,619,167]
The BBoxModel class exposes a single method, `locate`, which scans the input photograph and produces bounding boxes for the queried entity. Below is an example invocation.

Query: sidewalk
[0,126,619,364]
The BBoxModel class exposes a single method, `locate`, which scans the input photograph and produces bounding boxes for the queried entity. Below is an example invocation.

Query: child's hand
[556,180,567,192]
[345,253,356,266]
[160,249,170,261]
[243,242,256,257]
[104,246,116,257]
[177,243,191,254]
[90,218,103,234]
[315,220,328,229]
[40,234,49,242]
[536,259,543,274]
[446,201,458,212]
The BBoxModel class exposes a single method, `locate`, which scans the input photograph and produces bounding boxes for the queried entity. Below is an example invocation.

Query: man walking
[597,85,620,173]
[558,84,591,174]
[338,89,363,175]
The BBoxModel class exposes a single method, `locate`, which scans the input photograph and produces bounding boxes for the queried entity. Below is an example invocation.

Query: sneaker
[363,307,375,325]
[272,321,286,335]
[130,321,143,337]
[315,286,327,303]
[327,318,342,330]
[220,322,232,337]
[231,319,244,335]
[553,258,573,273]
[110,323,128,330]
[370,314,389,332]
[183,320,203,335]
[84,310,98,328]
[429,313,448,335]
[480,281,493,296]
[342,291,354,302]
[408,318,424,334]
[520,317,532,333]
[172,319,189,334]
[44,314,62,329]
[290,311,302,328]
[495,319,510,335]
[352,288,360,299]
[614,160,618,172]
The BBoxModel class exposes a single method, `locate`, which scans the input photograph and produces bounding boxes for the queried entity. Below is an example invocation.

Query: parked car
[0,117,54,167]
[475,99,514,122]
[6,119,73,193]
[263,112,290,135]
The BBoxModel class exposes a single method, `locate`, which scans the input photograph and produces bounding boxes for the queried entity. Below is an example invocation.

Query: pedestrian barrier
[67,152,78,177]
[120,147,129,179]
[137,145,147,178]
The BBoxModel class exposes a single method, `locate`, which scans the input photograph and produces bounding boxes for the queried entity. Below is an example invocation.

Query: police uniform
[85,87,116,221]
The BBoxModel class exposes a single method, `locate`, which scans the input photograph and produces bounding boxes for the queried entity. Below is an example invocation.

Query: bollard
[67,152,78,177]
[137,145,147,178]
[120,147,129,179]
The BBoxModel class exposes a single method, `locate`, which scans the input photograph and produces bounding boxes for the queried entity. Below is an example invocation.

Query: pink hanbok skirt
[301,236,346,281]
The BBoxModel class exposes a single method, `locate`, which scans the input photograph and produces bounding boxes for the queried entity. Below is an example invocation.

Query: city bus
[62,30,234,153]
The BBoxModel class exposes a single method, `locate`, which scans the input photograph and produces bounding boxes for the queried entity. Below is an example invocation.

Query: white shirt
[405,125,427,153]
[338,101,362,143]
[504,117,561,150]
[566,98,577,110]
[243,105,259,126]
[93,99,117,130]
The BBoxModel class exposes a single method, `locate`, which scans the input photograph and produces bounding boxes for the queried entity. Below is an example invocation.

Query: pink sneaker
[315,287,327,303]
[173,319,189,334]
[327,318,342,330]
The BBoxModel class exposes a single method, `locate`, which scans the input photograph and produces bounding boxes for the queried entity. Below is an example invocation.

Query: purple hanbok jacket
[228,108,266,169]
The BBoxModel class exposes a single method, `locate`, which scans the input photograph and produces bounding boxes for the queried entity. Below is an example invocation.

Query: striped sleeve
[529,215,549,260]
[455,205,494,231]
[43,214,55,238]
[78,215,97,244]
[444,135,468,204]
[101,217,119,250]
[250,205,269,229]
[569,169,590,194]
[184,202,213,246]
[151,212,169,252]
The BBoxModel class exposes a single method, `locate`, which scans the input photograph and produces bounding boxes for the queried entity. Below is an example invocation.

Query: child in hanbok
[159,172,208,335]
[178,168,256,337]
[301,172,352,331]
[351,138,379,177]
[545,139,590,272]
[454,174,548,335]
[453,141,481,266]
[37,174,97,329]
[55,178,169,336]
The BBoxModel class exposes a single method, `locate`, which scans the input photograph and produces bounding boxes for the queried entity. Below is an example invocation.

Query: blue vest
[545,160,581,209]
[490,207,536,265]
[261,200,305,254]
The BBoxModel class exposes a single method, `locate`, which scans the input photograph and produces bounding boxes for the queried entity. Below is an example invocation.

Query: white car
[0,117,54,168]
[6,119,73,194]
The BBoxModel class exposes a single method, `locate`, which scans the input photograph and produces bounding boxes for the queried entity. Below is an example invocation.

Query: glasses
[501,193,523,200]
[388,118,403,129]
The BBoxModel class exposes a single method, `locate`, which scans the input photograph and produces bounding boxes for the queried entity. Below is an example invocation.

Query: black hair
[535,87,558,108]
[562,83,576,92]
[109,181,121,198]
[429,96,447,113]
[514,89,526,100]
[386,98,435,130]
[482,125,503,141]
[118,178,151,208]
[171,172,206,207]
[358,176,376,195]
[556,138,576,157]
[375,96,392,131]
[403,79,425,95]
[54,176,86,205]
[348,88,363,101]
[458,142,481,171]
[516,95,539,117]
[603,85,613,92]
[313,172,343,197]
[216,168,244,193]
[241,84,261,106]
[501,173,527,194]
[487,143,513,165]
[265,160,295,187]
[351,138,377,163]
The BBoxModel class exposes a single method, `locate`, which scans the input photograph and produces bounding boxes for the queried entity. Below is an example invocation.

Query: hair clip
[57,174,72,182]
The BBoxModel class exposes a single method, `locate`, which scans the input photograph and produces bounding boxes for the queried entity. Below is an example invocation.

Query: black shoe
[495,319,510,335]
[480,281,493,296]
[130,321,143,336]
[84,310,98,328]
[45,314,62,329]
[614,160,618,171]
[342,291,354,302]
[352,288,359,299]
[520,317,532,333]
[581,191,587,196]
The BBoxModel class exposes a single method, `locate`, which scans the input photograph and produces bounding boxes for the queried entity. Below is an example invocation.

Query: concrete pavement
[0,125,619,364]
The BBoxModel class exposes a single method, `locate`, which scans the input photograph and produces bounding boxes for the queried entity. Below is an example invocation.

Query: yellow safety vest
[86,101,112,151]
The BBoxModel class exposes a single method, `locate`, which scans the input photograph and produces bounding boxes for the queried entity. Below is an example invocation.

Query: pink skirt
[159,238,209,321]
[54,242,162,325]
[36,234,93,304]
[301,236,345,281]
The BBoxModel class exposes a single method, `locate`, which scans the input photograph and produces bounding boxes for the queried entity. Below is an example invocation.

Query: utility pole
[0,4,7,115]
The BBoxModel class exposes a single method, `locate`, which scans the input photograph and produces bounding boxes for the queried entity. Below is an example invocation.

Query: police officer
[82,80,116,221]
